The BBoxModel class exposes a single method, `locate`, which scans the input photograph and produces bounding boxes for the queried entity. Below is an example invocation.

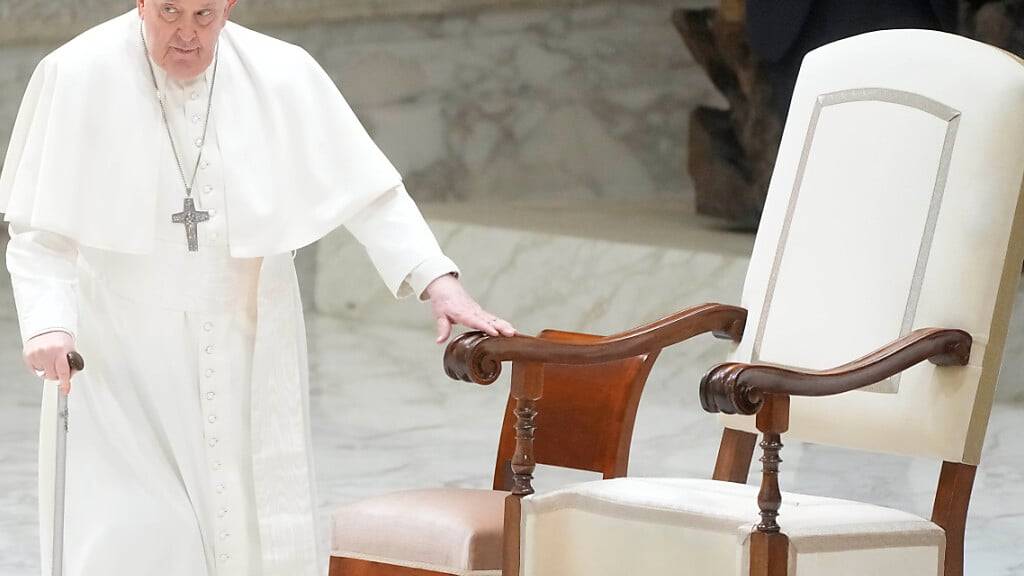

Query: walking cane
[49,351,85,576]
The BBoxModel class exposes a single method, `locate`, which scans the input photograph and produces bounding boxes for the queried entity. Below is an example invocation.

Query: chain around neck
[140,22,220,198]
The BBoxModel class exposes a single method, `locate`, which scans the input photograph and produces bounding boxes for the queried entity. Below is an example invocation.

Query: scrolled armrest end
[932,331,972,367]
[700,363,763,415]
[444,331,503,385]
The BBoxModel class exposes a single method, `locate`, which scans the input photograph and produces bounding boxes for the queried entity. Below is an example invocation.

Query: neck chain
[141,23,220,251]
[140,23,220,198]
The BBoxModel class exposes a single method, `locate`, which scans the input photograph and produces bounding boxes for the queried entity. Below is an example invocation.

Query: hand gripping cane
[49,351,84,576]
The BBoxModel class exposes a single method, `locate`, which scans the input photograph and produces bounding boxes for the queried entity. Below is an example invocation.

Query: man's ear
[137,0,145,17]
[225,0,239,19]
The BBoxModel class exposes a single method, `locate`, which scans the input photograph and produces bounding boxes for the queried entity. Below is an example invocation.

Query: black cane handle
[66,351,85,373]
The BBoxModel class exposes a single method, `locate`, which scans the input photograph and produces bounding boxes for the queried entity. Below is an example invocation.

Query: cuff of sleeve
[14,288,79,345]
[402,255,461,301]
[23,326,77,346]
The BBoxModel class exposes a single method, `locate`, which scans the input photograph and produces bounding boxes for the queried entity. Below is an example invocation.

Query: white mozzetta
[0,10,402,257]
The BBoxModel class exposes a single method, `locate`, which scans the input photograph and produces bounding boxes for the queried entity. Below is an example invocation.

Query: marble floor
[0,309,1022,574]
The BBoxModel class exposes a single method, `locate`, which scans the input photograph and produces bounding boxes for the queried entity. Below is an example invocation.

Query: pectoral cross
[172,197,210,252]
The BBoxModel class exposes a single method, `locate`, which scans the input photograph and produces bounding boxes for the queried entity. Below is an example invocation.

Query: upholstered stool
[332,489,506,575]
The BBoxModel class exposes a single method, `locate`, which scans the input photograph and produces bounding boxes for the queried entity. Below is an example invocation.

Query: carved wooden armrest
[444,303,748,385]
[697,328,971,541]
[699,327,973,415]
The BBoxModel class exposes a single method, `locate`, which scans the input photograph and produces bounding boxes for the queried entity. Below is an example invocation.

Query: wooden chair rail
[699,328,972,415]
[444,303,748,385]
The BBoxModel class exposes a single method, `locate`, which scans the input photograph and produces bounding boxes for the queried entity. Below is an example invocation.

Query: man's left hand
[424,274,517,344]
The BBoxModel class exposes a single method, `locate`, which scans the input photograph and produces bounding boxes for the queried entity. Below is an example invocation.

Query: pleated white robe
[6,33,458,576]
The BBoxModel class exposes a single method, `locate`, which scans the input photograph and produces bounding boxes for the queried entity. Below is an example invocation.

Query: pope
[0,1,515,575]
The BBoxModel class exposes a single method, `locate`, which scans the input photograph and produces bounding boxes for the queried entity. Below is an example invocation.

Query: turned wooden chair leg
[502,361,543,576]
[750,395,790,576]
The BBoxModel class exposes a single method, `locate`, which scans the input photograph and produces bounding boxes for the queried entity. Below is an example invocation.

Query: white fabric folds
[0,9,402,257]
[251,253,322,574]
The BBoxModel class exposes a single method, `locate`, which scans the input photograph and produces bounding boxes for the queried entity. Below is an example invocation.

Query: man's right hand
[23,331,77,395]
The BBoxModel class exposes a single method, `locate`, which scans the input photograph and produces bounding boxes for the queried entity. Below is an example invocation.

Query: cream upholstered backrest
[721,30,1024,465]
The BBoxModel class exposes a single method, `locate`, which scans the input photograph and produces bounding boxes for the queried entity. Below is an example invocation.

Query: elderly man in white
[0,1,516,574]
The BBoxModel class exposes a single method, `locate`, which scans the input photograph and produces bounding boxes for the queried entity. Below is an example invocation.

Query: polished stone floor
[0,308,1022,574]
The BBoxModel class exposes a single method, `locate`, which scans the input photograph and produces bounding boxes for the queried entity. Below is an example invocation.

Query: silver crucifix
[171,197,210,252]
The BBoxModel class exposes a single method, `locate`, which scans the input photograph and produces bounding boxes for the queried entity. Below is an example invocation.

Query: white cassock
[0,10,458,576]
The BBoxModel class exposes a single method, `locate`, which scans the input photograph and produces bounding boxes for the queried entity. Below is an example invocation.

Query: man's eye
[162,6,179,15]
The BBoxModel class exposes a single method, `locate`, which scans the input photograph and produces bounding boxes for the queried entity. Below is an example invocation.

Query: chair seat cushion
[521,478,945,576]
[331,488,507,575]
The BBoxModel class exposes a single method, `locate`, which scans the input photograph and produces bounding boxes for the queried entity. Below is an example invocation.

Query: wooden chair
[444,30,1024,576]
[328,312,746,576]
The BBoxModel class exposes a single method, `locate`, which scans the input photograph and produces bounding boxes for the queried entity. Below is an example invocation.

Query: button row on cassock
[198,317,235,567]
[183,96,237,571]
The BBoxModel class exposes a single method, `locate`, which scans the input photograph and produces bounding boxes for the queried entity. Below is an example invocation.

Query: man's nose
[176,29,198,44]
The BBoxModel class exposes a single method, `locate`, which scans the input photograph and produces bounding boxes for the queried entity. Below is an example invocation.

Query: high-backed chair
[444,30,1024,576]
[328,316,746,576]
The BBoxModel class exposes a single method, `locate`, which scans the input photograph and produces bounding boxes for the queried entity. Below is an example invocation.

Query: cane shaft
[50,352,82,576]
[52,390,68,576]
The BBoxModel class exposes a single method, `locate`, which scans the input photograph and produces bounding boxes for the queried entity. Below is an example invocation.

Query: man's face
[137,0,238,81]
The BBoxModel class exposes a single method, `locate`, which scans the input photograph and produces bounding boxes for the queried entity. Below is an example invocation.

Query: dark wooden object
[66,351,85,372]
[700,328,972,415]
[754,395,789,535]
[750,394,789,576]
[492,330,659,490]
[445,303,747,385]
[700,327,973,576]
[672,1,782,227]
[672,0,1024,228]
[329,558,450,576]
[964,0,1024,59]
[445,303,748,576]
[932,462,978,576]
[712,427,758,483]
[330,306,746,576]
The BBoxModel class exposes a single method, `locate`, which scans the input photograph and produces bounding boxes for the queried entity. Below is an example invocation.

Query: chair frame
[701,327,974,576]
[447,307,979,576]
[491,329,658,491]
[445,303,747,575]
[329,304,746,576]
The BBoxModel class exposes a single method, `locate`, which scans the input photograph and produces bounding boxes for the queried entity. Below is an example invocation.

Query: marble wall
[0,1,717,205]
[0,0,705,45]
[283,1,718,203]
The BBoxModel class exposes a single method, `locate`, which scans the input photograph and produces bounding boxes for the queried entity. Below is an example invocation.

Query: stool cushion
[521,478,945,576]
[331,488,507,575]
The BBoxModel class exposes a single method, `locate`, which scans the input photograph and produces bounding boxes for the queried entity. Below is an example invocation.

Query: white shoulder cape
[0,10,402,257]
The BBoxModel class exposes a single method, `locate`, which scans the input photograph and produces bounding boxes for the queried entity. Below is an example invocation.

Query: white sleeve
[343,183,460,300]
[5,222,80,344]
